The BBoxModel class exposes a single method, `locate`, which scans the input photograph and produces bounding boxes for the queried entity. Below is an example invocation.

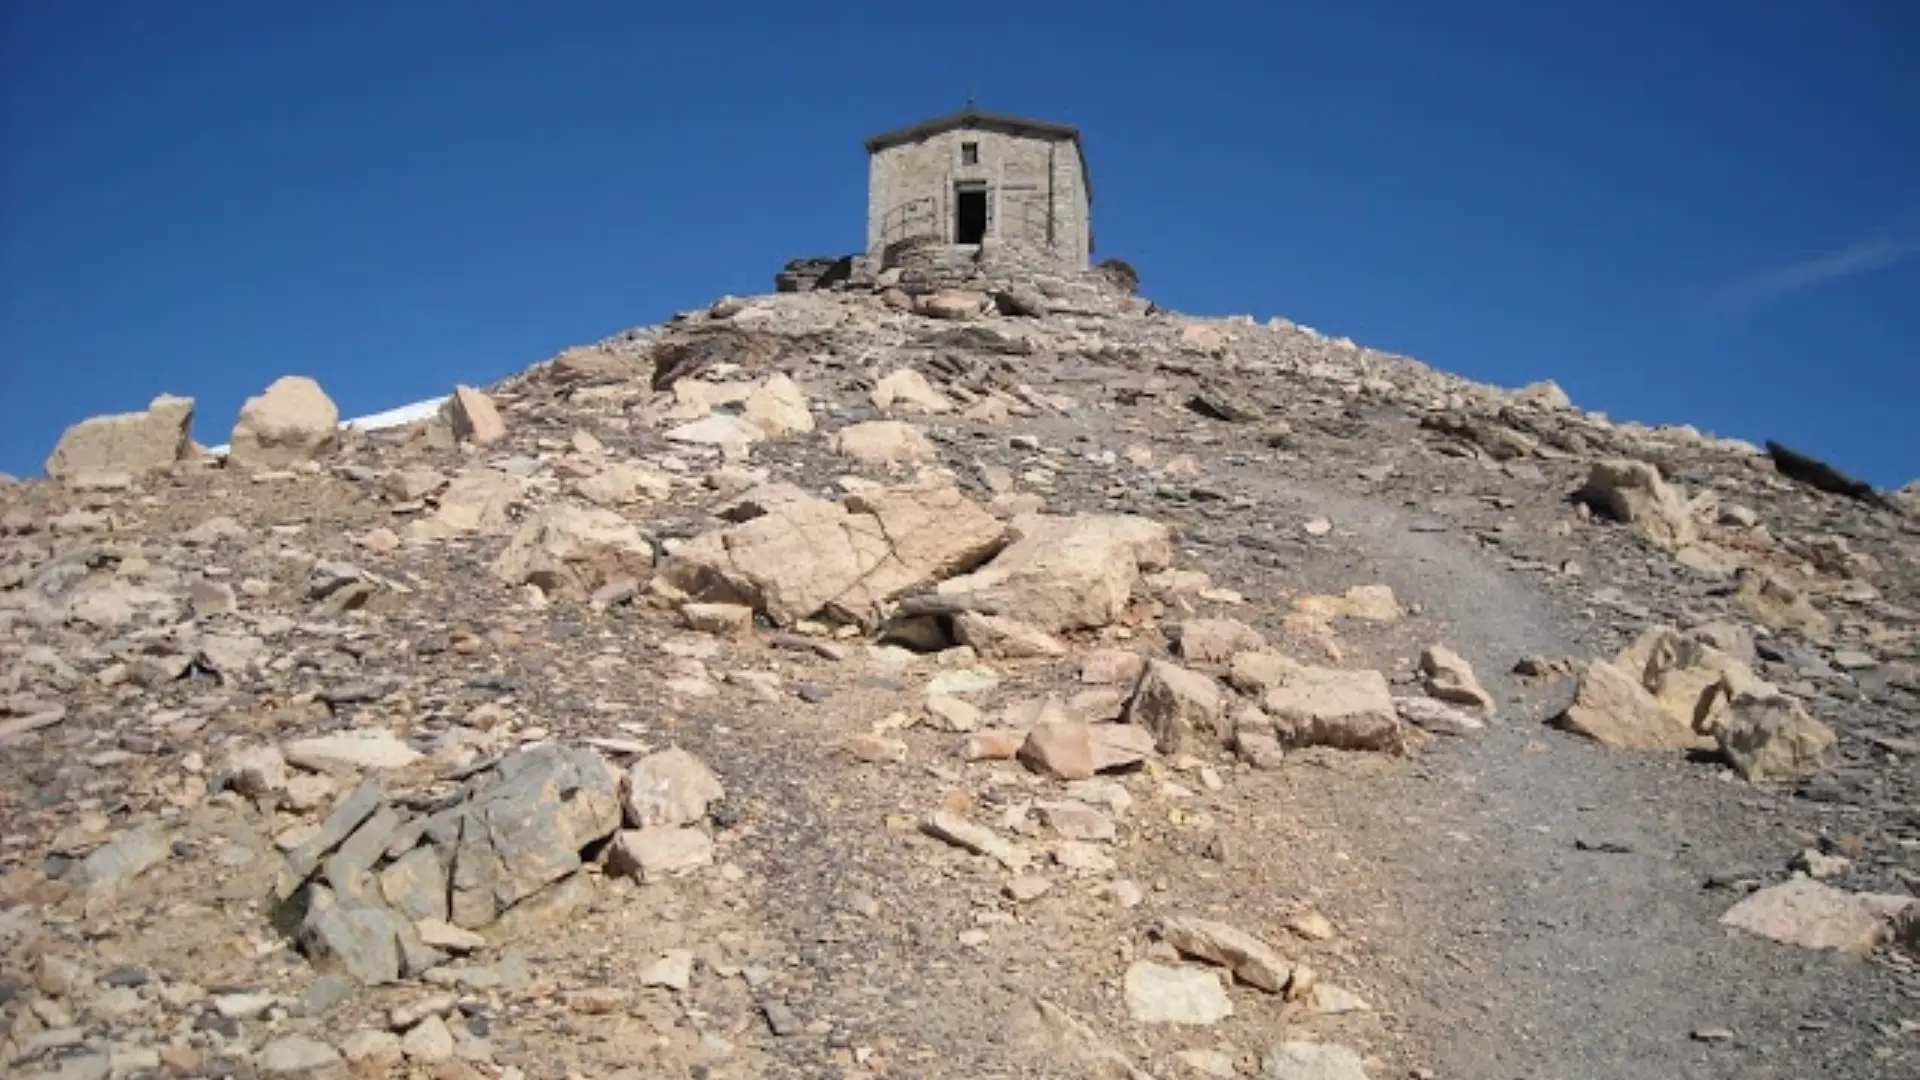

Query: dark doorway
[955,188,987,245]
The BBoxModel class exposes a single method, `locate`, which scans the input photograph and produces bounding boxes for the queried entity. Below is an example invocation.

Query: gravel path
[1239,472,1916,1079]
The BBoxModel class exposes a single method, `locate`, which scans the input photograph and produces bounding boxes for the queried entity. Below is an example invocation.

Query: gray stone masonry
[866,112,1091,270]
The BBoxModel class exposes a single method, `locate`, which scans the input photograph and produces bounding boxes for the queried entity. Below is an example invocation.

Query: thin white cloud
[1712,228,1920,314]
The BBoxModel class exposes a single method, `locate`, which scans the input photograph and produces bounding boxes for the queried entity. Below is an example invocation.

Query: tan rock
[915,289,989,320]
[1177,618,1267,669]
[1018,721,1155,780]
[623,748,724,828]
[1079,649,1146,685]
[1735,568,1830,638]
[964,729,1025,761]
[871,368,953,414]
[45,394,195,480]
[1227,651,1305,695]
[575,462,673,507]
[742,374,814,437]
[962,396,1011,424]
[442,386,506,445]
[936,513,1173,633]
[1013,999,1155,1080]
[230,376,340,467]
[1720,877,1895,954]
[1512,379,1572,410]
[410,468,524,539]
[1420,644,1494,713]
[1634,630,1764,735]
[665,414,764,450]
[1161,916,1293,992]
[1128,660,1227,754]
[1233,729,1286,769]
[1292,584,1401,622]
[283,729,422,772]
[1263,666,1404,754]
[492,504,654,600]
[1035,801,1115,841]
[920,811,1030,870]
[607,827,713,882]
[1122,961,1232,1026]
[843,733,908,764]
[661,482,1004,628]
[682,602,754,639]
[830,420,937,467]
[1553,660,1704,751]
[1715,689,1836,783]
[925,695,985,732]
[951,611,1067,659]
[1262,1042,1371,1080]
[1178,323,1229,356]
[1579,458,1697,552]
[388,467,447,502]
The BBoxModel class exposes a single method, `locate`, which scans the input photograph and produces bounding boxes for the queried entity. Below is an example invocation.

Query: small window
[961,141,979,165]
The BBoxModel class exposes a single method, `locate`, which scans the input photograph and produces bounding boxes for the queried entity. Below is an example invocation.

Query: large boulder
[935,513,1173,633]
[1552,659,1706,751]
[44,394,195,480]
[1578,459,1696,552]
[230,376,340,467]
[660,483,1004,628]
[1610,625,1764,736]
[492,504,654,599]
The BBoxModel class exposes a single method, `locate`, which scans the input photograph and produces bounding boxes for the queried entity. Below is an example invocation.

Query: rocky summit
[3,256,1918,1080]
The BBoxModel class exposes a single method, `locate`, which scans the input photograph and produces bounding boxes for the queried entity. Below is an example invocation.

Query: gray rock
[445,745,621,929]
[68,826,169,890]
[299,974,356,1018]
[394,914,450,977]
[301,891,402,985]
[324,806,404,904]
[281,780,384,897]
[379,847,450,923]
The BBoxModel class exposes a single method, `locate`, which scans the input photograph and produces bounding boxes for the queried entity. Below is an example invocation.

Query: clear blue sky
[4,2,1916,485]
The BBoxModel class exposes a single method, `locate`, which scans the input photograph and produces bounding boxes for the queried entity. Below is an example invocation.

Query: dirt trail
[1218,470,1915,1079]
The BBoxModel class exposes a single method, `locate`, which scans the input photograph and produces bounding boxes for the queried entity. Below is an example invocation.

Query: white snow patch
[202,395,449,457]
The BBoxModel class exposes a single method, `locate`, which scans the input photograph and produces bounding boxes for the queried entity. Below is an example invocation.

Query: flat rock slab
[1262,1041,1371,1079]
[1122,961,1232,1025]
[1720,877,1897,955]
[283,730,422,772]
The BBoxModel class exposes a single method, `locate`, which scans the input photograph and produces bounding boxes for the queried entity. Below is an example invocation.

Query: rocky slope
[3,263,1917,1080]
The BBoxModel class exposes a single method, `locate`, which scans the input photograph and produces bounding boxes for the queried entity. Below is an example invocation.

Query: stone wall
[866,128,1090,269]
